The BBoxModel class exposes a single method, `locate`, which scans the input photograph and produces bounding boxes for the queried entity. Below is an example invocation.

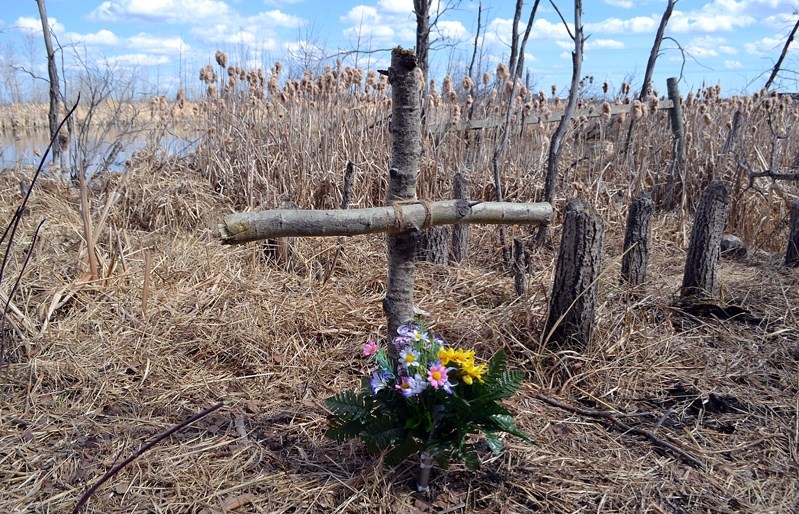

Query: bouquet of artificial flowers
[325,311,532,489]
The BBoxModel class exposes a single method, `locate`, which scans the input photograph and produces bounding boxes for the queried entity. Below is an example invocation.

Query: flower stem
[417,449,434,492]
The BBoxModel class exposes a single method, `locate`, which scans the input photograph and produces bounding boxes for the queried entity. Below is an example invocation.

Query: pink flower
[363,339,378,357]
[427,361,454,393]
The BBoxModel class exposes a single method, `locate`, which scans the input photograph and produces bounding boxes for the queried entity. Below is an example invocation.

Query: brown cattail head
[602,81,609,94]
[551,84,557,96]
[463,76,473,91]
[482,71,491,86]
[215,50,227,68]
[496,62,509,81]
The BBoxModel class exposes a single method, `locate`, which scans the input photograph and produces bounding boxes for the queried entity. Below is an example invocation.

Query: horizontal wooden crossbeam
[218,200,552,245]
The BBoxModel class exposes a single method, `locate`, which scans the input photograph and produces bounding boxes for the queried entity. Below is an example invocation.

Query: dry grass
[1,61,799,512]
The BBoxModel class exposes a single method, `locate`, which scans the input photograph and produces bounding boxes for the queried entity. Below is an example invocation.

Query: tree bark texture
[261,201,298,268]
[416,226,449,264]
[413,1,431,86]
[37,0,62,163]
[513,238,527,296]
[681,180,729,298]
[785,199,799,267]
[545,199,604,352]
[450,172,471,262]
[385,48,422,342]
[219,200,552,243]
[621,191,653,286]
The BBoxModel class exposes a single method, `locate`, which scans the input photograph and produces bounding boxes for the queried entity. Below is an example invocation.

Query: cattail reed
[215,50,227,69]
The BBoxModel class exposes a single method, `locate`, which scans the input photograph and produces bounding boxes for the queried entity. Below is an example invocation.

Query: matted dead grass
[0,163,798,513]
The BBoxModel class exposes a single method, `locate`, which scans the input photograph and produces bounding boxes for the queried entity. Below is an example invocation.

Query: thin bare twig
[72,402,225,514]
[535,393,707,470]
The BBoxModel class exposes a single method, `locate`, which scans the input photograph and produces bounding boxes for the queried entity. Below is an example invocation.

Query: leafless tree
[537,0,584,244]
[765,10,799,90]
[36,0,62,163]
[413,0,463,87]
[639,0,676,101]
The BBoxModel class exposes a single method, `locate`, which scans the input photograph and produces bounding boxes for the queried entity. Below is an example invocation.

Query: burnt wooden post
[450,171,471,263]
[681,180,729,298]
[544,199,604,351]
[218,47,552,343]
[416,227,449,264]
[621,192,653,286]
[785,199,799,267]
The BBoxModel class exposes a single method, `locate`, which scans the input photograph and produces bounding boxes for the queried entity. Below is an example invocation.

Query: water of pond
[0,128,199,175]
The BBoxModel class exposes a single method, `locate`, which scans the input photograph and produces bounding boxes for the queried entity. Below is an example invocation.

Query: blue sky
[1,0,799,101]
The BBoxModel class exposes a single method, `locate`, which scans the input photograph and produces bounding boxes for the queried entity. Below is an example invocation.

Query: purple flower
[370,370,394,394]
[395,373,428,397]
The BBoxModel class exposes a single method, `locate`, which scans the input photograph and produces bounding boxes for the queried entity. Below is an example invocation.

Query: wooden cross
[217,47,552,341]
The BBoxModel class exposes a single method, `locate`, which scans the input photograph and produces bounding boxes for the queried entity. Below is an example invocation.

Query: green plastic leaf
[325,391,371,420]
[487,414,534,443]
[485,432,503,455]
[384,436,422,465]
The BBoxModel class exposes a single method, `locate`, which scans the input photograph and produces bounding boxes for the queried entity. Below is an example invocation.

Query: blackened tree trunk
[37,0,62,164]
[621,192,653,286]
[384,48,421,344]
[513,238,527,296]
[765,15,799,90]
[262,201,298,268]
[681,180,729,298]
[507,0,524,80]
[545,199,604,351]
[785,199,799,267]
[639,0,676,101]
[450,172,471,262]
[413,0,432,87]
[416,226,449,264]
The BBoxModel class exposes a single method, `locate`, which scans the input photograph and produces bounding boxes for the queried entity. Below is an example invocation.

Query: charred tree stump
[681,180,729,298]
[621,192,653,286]
[785,199,799,267]
[513,238,528,296]
[450,172,471,263]
[544,199,604,351]
[416,226,450,264]
[262,201,299,267]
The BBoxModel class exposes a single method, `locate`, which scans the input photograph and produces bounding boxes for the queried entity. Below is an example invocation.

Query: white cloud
[90,0,231,24]
[128,33,190,54]
[744,36,786,55]
[685,36,737,58]
[725,60,743,69]
[585,16,657,34]
[259,10,305,28]
[66,29,120,46]
[14,16,65,35]
[107,53,171,66]
[586,39,625,50]
[485,17,571,48]
[339,2,419,47]
[435,20,468,40]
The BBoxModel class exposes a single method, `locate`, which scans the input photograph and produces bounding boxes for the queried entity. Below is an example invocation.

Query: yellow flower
[460,361,487,384]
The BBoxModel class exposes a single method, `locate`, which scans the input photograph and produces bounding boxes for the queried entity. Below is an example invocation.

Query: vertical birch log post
[621,191,653,287]
[544,199,604,351]
[384,48,421,343]
[785,199,799,267]
[681,180,729,298]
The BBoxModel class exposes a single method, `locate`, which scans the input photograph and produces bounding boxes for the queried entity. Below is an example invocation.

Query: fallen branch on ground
[535,393,706,470]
